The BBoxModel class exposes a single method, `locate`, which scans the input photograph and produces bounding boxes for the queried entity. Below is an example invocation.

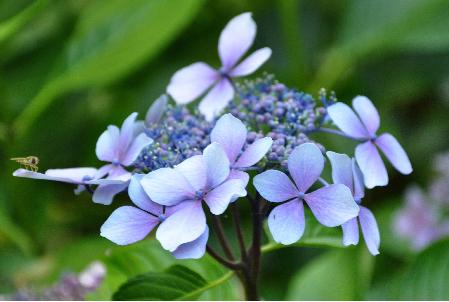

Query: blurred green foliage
[0,0,448,299]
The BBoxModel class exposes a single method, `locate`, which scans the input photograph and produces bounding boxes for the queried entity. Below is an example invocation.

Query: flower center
[195,190,205,200]
[158,214,166,222]
[298,191,305,199]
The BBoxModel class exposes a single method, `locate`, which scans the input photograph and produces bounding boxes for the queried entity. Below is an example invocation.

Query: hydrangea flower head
[167,12,272,121]
[327,96,412,188]
[100,174,208,259]
[327,151,380,255]
[254,143,359,245]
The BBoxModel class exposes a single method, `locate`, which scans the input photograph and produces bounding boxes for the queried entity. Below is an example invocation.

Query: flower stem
[231,203,248,262]
[211,215,235,261]
[206,245,244,270]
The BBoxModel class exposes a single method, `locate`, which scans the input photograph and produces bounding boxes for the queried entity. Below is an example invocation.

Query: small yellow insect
[11,156,40,172]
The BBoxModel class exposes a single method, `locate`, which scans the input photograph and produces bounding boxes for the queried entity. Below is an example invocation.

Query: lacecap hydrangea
[13,12,412,300]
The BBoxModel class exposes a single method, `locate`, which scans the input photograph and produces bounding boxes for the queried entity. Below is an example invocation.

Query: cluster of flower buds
[13,12,412,257]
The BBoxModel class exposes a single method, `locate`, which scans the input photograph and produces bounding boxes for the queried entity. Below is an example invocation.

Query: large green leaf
[87,239,239,300]
[14,0,204,136]
[286,247,374,300]
[112,265,233,301]
[397,238,449,300]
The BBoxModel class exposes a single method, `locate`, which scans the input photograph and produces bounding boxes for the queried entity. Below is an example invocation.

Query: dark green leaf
[113,265,209,301]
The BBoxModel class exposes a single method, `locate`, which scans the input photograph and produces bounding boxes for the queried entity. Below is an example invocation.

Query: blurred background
[0,0,448,300]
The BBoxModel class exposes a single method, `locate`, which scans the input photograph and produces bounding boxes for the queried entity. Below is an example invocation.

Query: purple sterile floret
[327,151,380,255]
[167,12,272,121]
[100,174,208,259]
[93,112,153,205]
[253,143,359,245]
[140,142,247,252]
[327,96,412,189]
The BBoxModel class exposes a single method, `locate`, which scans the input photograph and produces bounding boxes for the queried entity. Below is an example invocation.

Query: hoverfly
[11,156,40,172]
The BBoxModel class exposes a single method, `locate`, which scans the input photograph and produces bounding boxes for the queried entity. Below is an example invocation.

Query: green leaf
[14,0,204,137]
[88,240,239,300]
[286,247,374,300]
[112,265,233,301]
[397,238,449,300]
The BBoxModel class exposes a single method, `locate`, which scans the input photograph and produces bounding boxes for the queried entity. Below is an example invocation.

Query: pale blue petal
[100,206,159,245]
[119,112,138,156]
[128,174,162,214]
[229,47,272,77]
[355,141,388,189]
[174,155,206,192]
[218,12,256,70]
[141,168,195,206]
[288,143,324,192]
[92,182,129,205]
[95,125,120,162]
[376,133,412,175]
[145,95,168,126]
[327,102,370,139]
[234,137,272,168]
[210,113,247,164]
[304,184,359,227]
[203,143,230,189]
[172,226,209,259]
[204,179,247,215]
[268,199,305,245]
[199,78,234,121]
[253,170,299,203]
[121,133,153,166]
[352,96,380,137]
[156,201,206,252]
[359,206,380,256]
[342,218,359,246]
[167,62,218,104]
[326,151,354,192]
